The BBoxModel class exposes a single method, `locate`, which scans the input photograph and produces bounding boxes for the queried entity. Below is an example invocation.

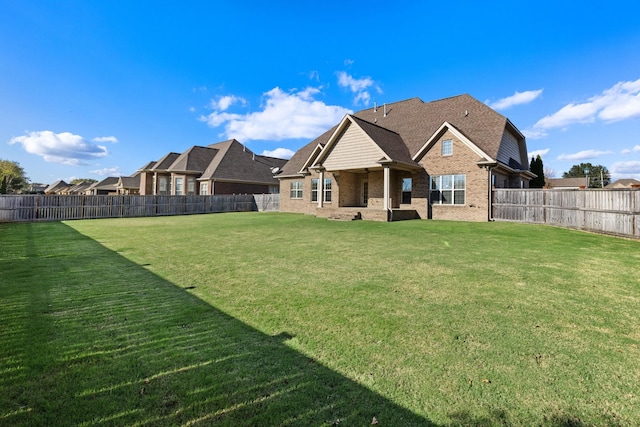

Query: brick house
[138,139,287,195]
[277,94,534,221]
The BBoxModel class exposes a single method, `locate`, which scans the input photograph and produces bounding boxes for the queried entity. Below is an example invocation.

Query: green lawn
[1,212,639,426]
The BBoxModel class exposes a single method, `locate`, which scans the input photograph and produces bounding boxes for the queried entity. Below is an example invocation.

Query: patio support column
[383,166,390,211]
[153,172,157,195]
[318,169,324,208]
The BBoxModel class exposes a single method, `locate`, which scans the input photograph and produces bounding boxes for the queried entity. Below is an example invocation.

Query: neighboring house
[116,174,141,195]
[44,180,70,195]
[26,183,48,193]
[545,178,586,189]
[605,178,640,189]
[278,94,534,222]
[138,139,287,196]
[86,177,119,195]
[61,181,94,195]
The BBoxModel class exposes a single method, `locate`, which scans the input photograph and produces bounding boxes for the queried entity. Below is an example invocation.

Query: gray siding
[497,130,521,165]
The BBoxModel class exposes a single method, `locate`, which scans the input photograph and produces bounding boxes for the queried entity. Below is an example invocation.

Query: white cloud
[336,71,381,106]
[261,148,295,159]
[200,87,352,142]
[344,59,355,66]
[9,131,109,165]
[528,78,640,137]
[489,89,543,110]
[522,128,548,140]
[611,161,640,176]
[211,95,246,112]
[527,148,550,160]
[93,136,118,143]
[90,167,122,176]
[623,144,640,154]
[557,149,612,161]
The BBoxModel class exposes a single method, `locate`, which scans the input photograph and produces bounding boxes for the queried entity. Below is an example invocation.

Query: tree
[529,155,546,188]
[562,162,611,188]
[0,159,28,194]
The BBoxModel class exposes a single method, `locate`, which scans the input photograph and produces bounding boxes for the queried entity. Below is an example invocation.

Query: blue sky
[2,0,640,184]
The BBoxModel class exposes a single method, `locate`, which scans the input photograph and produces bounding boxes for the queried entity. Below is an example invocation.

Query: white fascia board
[412,121,494,163]
[310,114,352,168]
[298,143,325,174]
[311,115,388,169]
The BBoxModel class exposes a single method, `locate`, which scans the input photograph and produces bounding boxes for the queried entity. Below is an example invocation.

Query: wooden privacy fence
[0,194,280,223]
[493,189,640,238]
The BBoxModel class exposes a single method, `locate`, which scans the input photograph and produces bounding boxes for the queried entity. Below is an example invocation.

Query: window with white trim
[323,178,332,202]
[311,178,319,202]
[187,177,196,195]
[442,139,453,156]
[430,174,465,205]
[200,182,208,195]
[159,176,170,195]
[175,177,184,195]
[290,181,303,199]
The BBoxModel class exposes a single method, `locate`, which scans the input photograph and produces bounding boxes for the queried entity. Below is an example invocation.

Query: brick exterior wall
[418,130,489,222]
[279,130,504,222]
[139,172,153,195]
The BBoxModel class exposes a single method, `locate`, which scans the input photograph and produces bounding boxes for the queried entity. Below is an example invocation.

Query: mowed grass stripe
[1,212,639,426]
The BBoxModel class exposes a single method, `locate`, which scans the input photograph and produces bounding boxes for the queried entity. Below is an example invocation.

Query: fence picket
[0,194,280,223]
[493,189,640,238]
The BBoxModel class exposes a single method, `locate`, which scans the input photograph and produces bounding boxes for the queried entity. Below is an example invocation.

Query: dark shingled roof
[168,146,219,173]
[44,180,69,194]
[150,152,181,171]
[118,175,141,189]
[280,94,513,177]
[87,177,119,192]
[200,139,286,184]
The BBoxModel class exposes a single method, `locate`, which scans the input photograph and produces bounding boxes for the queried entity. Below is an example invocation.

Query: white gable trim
[298,143,325,175]
[312,115,390,169]
[412,121,494,163]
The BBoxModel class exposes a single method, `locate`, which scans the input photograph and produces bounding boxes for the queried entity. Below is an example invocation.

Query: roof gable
[168,145,218,173]
[314,115,390,171]
[200,139,283,184]
[151,152,181,171]
[413,121,493,162]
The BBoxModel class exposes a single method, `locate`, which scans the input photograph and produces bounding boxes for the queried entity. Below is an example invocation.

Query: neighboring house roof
[66,181,93,194]
[150,152,181,171]
[44,180,69,194]
[546,178,586,189]
[88,177,119,192]
[168,145,219,173]
[280,94,527,178]
[199,139,287,184]
[118,175,141,189]
[605,178,640,188]
[137,161,157,171]
[139,139,288,187]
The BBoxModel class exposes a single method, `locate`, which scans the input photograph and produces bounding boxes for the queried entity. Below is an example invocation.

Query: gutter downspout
[487,166,494,221]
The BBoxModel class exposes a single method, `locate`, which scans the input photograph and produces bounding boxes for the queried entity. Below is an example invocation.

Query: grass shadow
[0,222,433,426]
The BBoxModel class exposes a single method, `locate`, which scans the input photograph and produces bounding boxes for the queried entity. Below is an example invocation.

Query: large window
[311,178,319,202]
[402,178,412,204]
[442,139,453,156]
[200,182,208,195]
[323,178,332,202]
[290,181,303,199]
[430,174,465,205]
[159,176,170,195]
[175,177,184,195]
[187,177,195,195]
